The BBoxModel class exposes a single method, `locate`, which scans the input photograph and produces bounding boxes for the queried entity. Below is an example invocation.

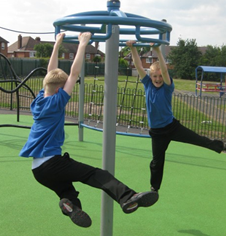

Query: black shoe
[59,198,92,228]
[221,143,226,153]
[151,186,158,193]
[223,143,226,151]
[121,191,159,214]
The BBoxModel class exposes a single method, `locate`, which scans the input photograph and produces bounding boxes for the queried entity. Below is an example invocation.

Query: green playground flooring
[0,114,226,236]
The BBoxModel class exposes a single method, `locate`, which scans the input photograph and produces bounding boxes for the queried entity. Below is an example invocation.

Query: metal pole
[100,25,119,236]
[78,57,85,141]
[78,23,86,141]
[160,19,167,60]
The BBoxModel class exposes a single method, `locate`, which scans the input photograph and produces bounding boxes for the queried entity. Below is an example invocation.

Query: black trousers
[149,119,224,191]
[32,153,135,209]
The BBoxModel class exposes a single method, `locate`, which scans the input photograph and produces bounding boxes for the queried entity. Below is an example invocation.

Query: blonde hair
[150,61,161,75]
[43,68,68,94]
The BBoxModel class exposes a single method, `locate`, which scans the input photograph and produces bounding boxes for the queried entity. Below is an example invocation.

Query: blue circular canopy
[53,1,172,46]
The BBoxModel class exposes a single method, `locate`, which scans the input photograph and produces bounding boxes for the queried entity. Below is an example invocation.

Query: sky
[1,0,226,52]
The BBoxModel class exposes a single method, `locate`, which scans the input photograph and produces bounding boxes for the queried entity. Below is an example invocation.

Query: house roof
[0,36,9,43]
[8,35,104,55]
[8,36,38,52]
[124,45,207,59]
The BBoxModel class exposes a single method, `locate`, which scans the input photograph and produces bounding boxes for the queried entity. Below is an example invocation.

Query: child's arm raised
[47,33,65,73]
[153,46,171,85]
[126,41,147,79]
[63,32,91,95]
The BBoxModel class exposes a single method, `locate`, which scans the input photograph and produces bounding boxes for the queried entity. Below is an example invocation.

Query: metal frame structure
[53,1,172,235]
[195,66,226,97]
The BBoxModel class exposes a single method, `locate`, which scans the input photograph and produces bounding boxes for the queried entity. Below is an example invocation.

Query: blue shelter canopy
[196,66,226,74]
[195,66,226,97]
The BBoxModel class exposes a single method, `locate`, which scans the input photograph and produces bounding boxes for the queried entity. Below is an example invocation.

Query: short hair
[150,61,160,75]
[43,68,68,94]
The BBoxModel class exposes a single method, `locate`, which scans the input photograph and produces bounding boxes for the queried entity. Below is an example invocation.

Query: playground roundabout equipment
[53,0,172,138]
[1,1,172,235]
[53,1,172,236]
[53,1,172,46]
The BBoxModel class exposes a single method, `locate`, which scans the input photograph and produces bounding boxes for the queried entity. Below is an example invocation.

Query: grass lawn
[0,74,220,96]
[84,76,222,96]
[0,114,226,236]
[173,78,197,92]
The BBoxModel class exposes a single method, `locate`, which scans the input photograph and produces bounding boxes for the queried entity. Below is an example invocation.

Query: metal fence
[0,77,226,141]
[4,57,110,77]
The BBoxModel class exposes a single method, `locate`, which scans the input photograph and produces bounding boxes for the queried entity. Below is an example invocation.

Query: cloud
[1,0,226,50]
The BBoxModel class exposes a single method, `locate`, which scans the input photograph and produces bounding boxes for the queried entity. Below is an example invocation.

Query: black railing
[0,77,226,141]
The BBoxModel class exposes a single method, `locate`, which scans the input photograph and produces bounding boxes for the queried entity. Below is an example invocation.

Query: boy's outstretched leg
[59,198,92,228]
[121,191,159,214]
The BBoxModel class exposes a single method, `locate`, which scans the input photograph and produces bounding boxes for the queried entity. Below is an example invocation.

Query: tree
[198,45,226,81]
[93,55,101,63]
[34,43,65,58]
[200,45,226,67]
[120,45,151,57]
[34,43,53,58]
[118,57,129,75]
[168,39,202,80]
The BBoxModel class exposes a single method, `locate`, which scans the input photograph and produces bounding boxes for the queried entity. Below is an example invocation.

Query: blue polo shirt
[141,74,174,128]
[19,88,70,158]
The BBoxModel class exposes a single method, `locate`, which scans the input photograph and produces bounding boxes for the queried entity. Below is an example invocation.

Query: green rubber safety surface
[0,114,225,236]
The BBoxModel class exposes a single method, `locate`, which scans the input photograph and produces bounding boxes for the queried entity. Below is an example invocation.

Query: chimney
[18,34,22,49]
[35,37,41,42]
[95,41,99,50]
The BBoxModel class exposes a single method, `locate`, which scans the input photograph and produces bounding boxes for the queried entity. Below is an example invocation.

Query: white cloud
[1,0,226,51]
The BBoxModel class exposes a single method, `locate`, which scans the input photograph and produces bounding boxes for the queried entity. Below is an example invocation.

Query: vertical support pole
[78,57,85,141]
[100,25,119,236]
[225,74,226,95]
[160,19,167,60]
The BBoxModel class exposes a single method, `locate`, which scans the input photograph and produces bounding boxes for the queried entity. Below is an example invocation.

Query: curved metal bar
[53,10,172,46]
[54,15,172,30]
[119,40,161,47]
[0,123,78,129]
[62,24,113,42]
[0,53,21,81]
[81,123,150,138]
[0,124,31,129]
[0,67,47,94]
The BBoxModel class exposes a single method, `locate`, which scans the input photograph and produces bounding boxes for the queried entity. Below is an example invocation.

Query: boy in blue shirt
[19,32,158,228]
[126,40,225,194]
